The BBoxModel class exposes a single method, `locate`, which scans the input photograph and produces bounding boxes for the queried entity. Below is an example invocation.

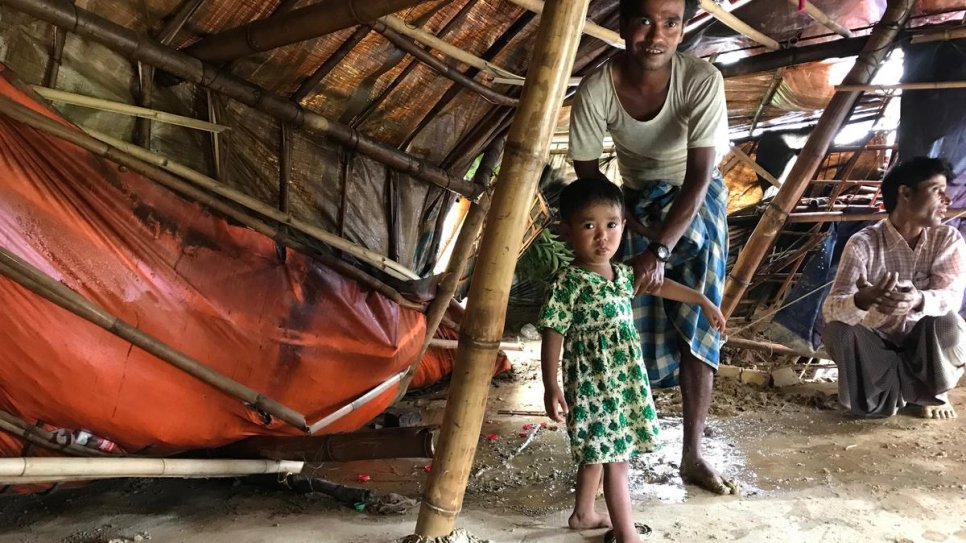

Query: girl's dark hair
[619,0,700,24]
[881,156,953,212]
[558,178,624,222]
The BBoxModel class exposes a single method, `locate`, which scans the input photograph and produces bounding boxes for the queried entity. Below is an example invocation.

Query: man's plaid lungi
[620,173,729,388]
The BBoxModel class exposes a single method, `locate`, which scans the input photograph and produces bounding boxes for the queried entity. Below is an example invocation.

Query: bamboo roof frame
[1,0,478,198]
[32,85,230,133]
[183,0,441,64]
[698,0,780,50]
[504,0,624,49]
[786,0,853,38]
[378,14,526,85]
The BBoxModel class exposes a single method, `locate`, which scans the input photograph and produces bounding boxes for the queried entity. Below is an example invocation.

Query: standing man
[823,157,966,419]
[569,0,736,494]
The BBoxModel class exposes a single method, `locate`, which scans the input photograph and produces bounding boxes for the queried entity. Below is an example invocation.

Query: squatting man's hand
[854,273,923,315]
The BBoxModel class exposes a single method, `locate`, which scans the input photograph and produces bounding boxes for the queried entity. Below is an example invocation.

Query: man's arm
[821,235,891,329]
[878,228,966,318]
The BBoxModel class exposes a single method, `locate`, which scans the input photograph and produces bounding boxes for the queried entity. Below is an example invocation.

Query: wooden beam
[698,0,780,50]
[720,0,916,318]
[414,0,590,535]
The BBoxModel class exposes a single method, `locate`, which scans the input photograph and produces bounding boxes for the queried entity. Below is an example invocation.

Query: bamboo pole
[0,94,421,309]
[787,208,966,223]
[723,337,807,358]
[749,68,784,136]
[428,338,524,352]
[184,0,439,63]
[414,0,590,536]
[1,0,476,198]
[910,24,966,44]
[698,0,780,50]
[0,246,310,432]
[836,81,966,92]
[787,0,853,38]
[80,128,419,281]
[504,0,623,48]
[135,0,205,146]
[31,86,229,133]
[0,458,303,482]
[0,409,113,458]
[308,370,409,434]
[720,0,916,318]
[41,6,68,87]
[411,139,504,366]
[370,23,519,107]
[730,145,781,188]
[378,14,526,84]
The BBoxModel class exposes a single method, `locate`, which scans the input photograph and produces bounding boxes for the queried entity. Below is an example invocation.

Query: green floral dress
[538,263,660,464]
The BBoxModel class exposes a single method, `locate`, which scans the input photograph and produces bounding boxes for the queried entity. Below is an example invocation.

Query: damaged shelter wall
[0,72,424,457]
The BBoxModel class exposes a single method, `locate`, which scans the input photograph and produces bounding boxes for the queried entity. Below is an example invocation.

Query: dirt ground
[2,345,966,543]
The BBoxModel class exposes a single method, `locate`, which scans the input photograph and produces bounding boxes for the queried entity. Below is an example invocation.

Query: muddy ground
[1,345,965,543]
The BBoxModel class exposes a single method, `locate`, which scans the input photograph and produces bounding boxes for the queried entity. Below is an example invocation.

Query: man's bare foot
[917,402,958,419]
[680,454,739,495]
[568,510,612,531]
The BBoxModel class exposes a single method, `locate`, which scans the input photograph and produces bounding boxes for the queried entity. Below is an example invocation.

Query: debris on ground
[398,528,492,543]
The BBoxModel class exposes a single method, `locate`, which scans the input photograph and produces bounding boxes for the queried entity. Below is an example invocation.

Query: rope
[732,209,966,335]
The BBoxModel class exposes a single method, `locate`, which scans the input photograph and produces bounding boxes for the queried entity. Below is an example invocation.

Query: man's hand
[544,385,568,423]
[877,280,924,316]
[632,250,665,295]
[853,272,898,311]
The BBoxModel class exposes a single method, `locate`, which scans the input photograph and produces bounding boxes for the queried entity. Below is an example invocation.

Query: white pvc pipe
[0,458,303,478]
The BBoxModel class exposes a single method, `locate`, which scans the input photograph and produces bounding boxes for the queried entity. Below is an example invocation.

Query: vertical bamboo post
[720,0,915,318]
[413,0,590,536]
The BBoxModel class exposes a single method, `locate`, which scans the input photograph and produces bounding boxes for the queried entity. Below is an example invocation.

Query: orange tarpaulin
[0,66,427,457]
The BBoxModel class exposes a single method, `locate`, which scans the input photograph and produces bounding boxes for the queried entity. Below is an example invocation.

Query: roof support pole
[698,0,780,50]
[413,0,591,536]
[184,0,441,64]
[787,0,853,38]
[0,0,476,198]
[720,0,917,318]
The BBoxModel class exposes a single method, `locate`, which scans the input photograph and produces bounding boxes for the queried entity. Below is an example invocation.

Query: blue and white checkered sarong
[621,174,728,388]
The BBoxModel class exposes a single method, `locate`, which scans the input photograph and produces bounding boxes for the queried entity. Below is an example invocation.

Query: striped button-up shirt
[822,219,966,344]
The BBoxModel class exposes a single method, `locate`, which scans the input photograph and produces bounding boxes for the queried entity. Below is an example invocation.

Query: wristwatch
[647,242,671,263]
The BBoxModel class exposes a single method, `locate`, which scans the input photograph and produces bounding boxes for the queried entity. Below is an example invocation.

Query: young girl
[539,178,725,543]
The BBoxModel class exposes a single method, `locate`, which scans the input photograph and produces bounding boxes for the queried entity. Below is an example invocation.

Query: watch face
[658,246,670,260]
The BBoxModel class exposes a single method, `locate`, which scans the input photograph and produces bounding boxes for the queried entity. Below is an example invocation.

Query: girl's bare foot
[568,510,612,530]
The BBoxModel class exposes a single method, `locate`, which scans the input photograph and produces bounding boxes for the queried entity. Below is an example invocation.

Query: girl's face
[563,201,625,266]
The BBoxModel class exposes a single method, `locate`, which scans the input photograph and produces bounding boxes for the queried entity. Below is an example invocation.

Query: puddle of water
[629,417,757,503]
